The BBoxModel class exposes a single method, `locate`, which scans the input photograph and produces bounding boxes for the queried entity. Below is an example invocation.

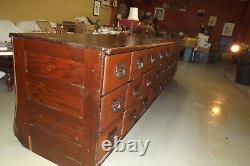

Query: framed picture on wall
[208,16,217,27]
[102,0,110,6]
[154,7,165,20]
[93,0,101,16]
[222,22,235,36]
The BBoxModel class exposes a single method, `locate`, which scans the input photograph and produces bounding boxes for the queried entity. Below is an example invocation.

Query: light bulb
[231,44,240,53]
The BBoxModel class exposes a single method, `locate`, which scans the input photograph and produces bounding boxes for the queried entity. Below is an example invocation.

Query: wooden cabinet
[11,33,180,166]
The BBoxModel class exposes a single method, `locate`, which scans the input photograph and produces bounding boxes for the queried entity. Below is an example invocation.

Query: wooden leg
[5,72,14,92]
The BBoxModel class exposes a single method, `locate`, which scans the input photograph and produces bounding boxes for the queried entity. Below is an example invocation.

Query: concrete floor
[0,62,250,166]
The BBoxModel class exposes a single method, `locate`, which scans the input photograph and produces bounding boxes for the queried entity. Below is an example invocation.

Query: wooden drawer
[125,77,143,108]
[145,49,159,71]
[122,101,143,136]
[97,116,123,163]
[129,51,147,80]
[141,70,154,99]
[103,52,132,95]
[100,84,128,130]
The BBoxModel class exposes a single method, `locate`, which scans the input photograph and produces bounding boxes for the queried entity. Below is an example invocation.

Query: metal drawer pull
[107,127,118,145]
[160,52,166,59]
[155,71,160,80]
[147,80,152,87]
[143,98,149,109]
[137,58,144,70]
[129,111,137,125]
[150,55,156,64]
[111,97,123,112]
[114,62,126,79]
[133,85,140,97]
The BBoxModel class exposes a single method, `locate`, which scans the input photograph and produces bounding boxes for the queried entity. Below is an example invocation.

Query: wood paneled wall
[133,0,248,50]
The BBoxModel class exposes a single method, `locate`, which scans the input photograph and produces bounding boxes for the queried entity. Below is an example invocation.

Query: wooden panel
[103,52,131,95]
[24,39,85,63]
[125,76,143,108]
[26,53,84,86]
[27,100,83,144]
[96,116,123,163]
[99,84,128,130]
[30,126,83,166]
[25,73,84,118]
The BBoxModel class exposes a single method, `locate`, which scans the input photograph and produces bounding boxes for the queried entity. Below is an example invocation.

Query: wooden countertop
[10,33,179,55]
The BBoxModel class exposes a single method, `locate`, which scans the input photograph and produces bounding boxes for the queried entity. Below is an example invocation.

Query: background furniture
[236,54,250,85]
[0,48,14,91]
[11,33,180,166]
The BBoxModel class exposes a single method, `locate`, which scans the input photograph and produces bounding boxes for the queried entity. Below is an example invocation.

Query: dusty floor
[0,62,250,166]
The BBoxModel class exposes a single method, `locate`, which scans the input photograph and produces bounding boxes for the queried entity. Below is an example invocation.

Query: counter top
[10,33,179,55]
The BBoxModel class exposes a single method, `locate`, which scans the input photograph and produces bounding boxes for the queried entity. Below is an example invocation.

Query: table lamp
[127,7,139,34]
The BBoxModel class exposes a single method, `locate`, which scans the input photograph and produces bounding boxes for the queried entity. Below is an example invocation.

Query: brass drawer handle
[111,97,123,112]
[137,58,144,70]
[114,62,126,79]
[150,55,156,64]
[146,80,152,87]
[133,85,140,97]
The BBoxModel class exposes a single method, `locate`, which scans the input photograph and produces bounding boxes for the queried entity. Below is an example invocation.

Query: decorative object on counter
[87,17,101,29]
[93,0,101,16]
[116,14,122,30]
[154,7,165,20]
[127,7,139,34]
[222,22,235,37]
[103,0,110,6]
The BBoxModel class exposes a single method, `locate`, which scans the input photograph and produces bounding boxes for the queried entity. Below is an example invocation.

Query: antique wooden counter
[11,33,180,166]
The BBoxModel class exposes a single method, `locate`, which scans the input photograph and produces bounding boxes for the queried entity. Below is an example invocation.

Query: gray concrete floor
[0,62,250,166]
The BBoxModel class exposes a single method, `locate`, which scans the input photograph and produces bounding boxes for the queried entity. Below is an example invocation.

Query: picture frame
[93,1,101,16]
[208,16,217,27]
[154,7,165,20]
[102,0,110,6]
[222,22,235,36]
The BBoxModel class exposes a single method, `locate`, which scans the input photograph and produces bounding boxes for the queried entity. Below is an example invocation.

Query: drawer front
[126,77,143,108]
[100,84,128,130]
[129,51,146,80]
[103,52,132,95]
[141,70,154,99]
[145,49,159,71]
[122,103,140,136]
[97,116,123,162]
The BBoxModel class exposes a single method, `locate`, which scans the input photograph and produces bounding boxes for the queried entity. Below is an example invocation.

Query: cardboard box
[182,37,198,48]
[76,23,95,34]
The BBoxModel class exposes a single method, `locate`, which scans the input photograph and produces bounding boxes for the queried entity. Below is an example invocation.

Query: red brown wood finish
[11,33,180,166]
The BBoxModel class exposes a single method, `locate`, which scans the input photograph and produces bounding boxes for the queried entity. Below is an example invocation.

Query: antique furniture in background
[0,49,14,91]
[11,33,180,166]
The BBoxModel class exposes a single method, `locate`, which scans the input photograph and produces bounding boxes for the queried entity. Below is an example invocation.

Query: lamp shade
[127,7,139,21]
